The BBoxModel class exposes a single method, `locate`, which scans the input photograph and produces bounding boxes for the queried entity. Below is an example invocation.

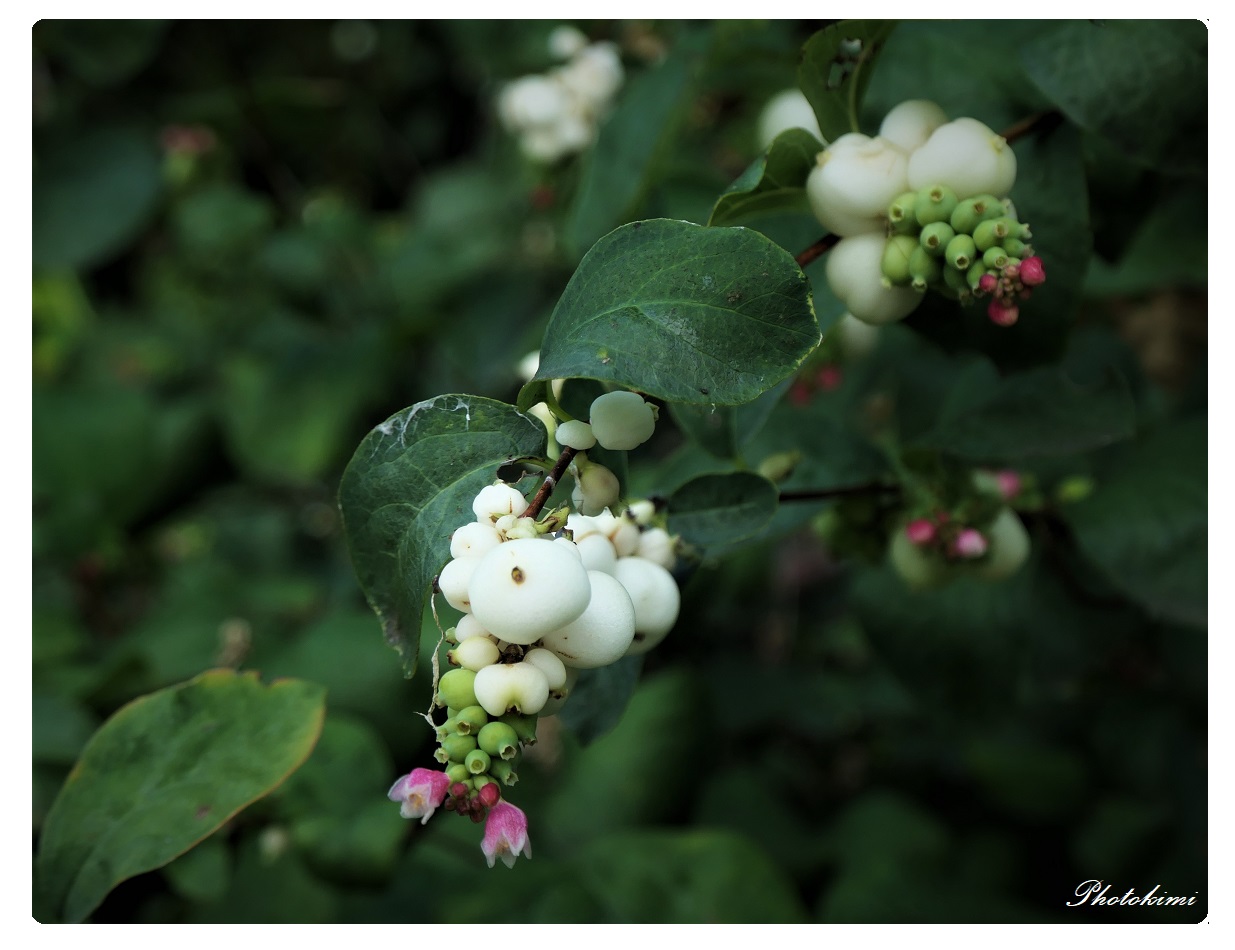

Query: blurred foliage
[32,20,1206,923]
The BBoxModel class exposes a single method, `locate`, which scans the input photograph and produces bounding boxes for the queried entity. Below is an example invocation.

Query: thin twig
[795,234,840,269]
[1000,110,1063,146]
[524,446,578,520]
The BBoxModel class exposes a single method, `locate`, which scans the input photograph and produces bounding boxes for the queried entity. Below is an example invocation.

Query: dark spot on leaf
[727,290,742,303]
[195,805,211,820]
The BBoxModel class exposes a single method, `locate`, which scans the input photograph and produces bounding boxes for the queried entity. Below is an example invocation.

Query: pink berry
[988,299,1019,326]
[952,528,988,559]
[905,519,936,546]
[1020,256,1046,286]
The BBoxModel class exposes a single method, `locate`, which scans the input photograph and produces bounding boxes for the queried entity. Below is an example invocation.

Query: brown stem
[780,482,900,503]
[524,446,579,520]
[1000,109,1063,146]
[795,233,840,269]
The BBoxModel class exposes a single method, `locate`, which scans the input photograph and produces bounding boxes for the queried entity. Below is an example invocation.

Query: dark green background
[32,20,1207,923]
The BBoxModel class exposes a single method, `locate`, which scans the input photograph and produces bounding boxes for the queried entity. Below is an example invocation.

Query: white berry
[473,661,550,717]
[826,233,922,326]
[451,522,502,560]
[473,483,529,523]
[450,636,500,671]
[541,570,636,669]
[879,99,948,153]
[907,117,1017,199]
[556,419,596,450]
[467,538,591,645]
[614,556,680,654]
[437,556,480,613]
[589,391,656,451]
[806,134,909,238]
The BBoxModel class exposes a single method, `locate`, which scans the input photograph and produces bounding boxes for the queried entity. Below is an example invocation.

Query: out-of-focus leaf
[556,655,643,746]
[668,472,778,546]
[566,49,694,255]
[916,366,1137,459]
[797,20,898,142]
[33,124,163,271]
[1021,21,1206,176]
[35,670,326,923]
[338,397,547,675]
[162,836,232,904]
[32,692,100,767]
[708,128,822,227]
[1064,419,1206,628]
[525,219,820,407]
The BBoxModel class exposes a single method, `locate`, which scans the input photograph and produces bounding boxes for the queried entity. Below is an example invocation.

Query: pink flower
[1019,256,1046,286]
[387,768,451,825]
[994,469,1022,501]
[481,801,532,868]
[952,528,988,559]
[987,299,1019,327]
[905,518,936,546]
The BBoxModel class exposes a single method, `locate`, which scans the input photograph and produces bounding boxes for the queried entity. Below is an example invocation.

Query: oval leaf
[798,20,898,143]
[915,367,1136,460]
[35,670,326,923]
[527,219,819,407]
[338,396,547,674]
[708,128,823,227]
[668,471,778,546]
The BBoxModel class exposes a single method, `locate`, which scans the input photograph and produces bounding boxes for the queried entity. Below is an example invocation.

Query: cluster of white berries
[808,101,1022,326]
[495,26,624,163]
[434,389,677,727]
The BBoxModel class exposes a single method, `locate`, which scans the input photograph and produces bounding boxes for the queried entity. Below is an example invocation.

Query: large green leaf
[797,20,898,142]
[1021,21,1207,176]
[668,472,779,546]
[1064,419,1206,628]
[33,125,163,271]
[565,47,694,256]
[525,219,820,407]
[708,128,822,227]
[35,670,326,923]
[338,396,547,675]
[915,366,1137,460]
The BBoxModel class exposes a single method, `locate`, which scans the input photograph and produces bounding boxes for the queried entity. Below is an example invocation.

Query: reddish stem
[795,233,840,269]
[524,446,578,520]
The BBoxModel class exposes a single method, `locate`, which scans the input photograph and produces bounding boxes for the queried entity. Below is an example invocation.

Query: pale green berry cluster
[808,100,1041,327]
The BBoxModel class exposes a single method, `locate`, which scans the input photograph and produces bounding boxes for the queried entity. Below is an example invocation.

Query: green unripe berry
[942,262,971,296]
[913,184,958,226]
[446,763,469,784]
[950,194,1004,234]
[982,245,1011,269]
[439,732,478,763]
[464,748,492,775]
[489,759,519,786]
[452,705,489,736]
[946,233,977,270]
[1002,237,1030,257]
[909,245,942,291]
[886,191,919,234]
[966,261,989,290]
[477,721,521,760]
[973,216,1017,252]
[919,221,955,257]
[436,668,478,710]
[499,713,539,746]
[880,234,918,285]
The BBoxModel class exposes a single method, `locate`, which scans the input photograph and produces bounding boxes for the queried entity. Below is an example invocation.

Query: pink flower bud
[387,768,452,825]
[816,364,843,392]
[952,528,988,559]
[995,469,1022,500]
[988,299,1019,326]
[978,272,998,294]
[481,801,532,868]
[1020,256,1046,286]
[478,782,501,809]
[905,519,936,546]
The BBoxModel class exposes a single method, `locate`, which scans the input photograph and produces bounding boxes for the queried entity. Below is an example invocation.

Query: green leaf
[668,472,779,546]
[1064,419,1206,628]
[526,219,820,407]
[35,669,326,923]
[556,655,643,746]
[565,48,694,256]
[337,396,547,675]
[916,366,1136,460]
[33,124,163,271]
[708,128,822,227]
[1021,21,1207,176]
[797,20,898,142]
